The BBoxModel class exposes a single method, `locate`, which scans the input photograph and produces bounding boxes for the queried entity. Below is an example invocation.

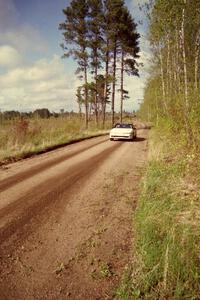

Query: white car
[110,123,137,141]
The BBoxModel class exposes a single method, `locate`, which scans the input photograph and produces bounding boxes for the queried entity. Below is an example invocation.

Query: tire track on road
[0,137,108,192]
[0,141,122,244]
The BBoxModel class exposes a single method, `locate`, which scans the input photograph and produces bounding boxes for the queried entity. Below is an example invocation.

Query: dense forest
[140,0,200,147]
[59,0,140,127]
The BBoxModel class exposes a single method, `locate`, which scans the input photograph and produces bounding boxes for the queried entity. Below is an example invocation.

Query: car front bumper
[110,134,133,140]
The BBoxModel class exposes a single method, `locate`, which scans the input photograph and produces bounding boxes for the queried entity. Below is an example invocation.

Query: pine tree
[76,86,84,117]
[88,0,104,125]
[118,7,140,122]
[59,0,90,128]
[104,0,125,126]
[59,0,140,128]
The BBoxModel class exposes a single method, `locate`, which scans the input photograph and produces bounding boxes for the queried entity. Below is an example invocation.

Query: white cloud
[122,0,151,110]
[0,50,149,113]
[1,56,68,86]
[0,55,80,112]
[138,48,152,74]
[113,73,145,112]
[1,25,48,55]
[0,0,150,113]
[0,45,22,68]
[133,0,147,5]
[0,0,149,113]
[0,0,80,113]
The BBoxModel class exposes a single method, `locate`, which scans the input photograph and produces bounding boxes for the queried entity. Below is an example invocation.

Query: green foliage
[128,2,200,298]
[134,129,199,300]
[140,0,200,147]
[99,262,113,278]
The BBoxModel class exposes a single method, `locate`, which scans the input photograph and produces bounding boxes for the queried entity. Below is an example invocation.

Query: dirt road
[0,131,148,300]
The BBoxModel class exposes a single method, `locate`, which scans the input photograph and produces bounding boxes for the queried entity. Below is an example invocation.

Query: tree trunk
[175,26,181,94]
[89,102,92,120]
[166,35,170,97]
[159,45,168,114]
[166,35,172,98]
[155,91,159,126]
[194,30,200,90]
[94,44,99,126]
[181,0,192,143]
[120,50,124,123]
[78,102,82,118]
[84,65,89,129]
[103,40,109,128]
[111,40,117,127]
[181,4,189,109]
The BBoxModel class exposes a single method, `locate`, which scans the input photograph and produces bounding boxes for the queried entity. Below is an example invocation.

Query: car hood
[110,128,133,134]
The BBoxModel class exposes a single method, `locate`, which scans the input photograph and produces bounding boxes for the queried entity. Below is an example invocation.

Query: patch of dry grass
[0,116,109,163]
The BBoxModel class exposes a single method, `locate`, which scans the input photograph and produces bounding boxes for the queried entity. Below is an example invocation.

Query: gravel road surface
[0,131,148,300]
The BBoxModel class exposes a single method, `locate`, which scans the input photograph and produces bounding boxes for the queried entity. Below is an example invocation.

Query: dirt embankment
[0,131,148,300]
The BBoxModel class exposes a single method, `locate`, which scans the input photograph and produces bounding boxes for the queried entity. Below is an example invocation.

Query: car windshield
[115,123,133,129]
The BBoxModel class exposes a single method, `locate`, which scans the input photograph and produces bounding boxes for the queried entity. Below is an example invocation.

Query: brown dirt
[0,131,148,300]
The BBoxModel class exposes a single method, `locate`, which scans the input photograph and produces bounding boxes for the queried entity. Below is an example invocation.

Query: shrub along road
[0,131,148,300]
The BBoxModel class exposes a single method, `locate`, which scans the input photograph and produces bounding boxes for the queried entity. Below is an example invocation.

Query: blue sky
[0,0,150,113]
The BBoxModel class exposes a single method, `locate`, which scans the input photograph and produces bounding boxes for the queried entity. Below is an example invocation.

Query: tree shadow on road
[113,137,146,142]
[133,137,146,142]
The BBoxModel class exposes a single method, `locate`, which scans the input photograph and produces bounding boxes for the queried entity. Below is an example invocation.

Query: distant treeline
[0,109,71,120]
[0,109,135,121]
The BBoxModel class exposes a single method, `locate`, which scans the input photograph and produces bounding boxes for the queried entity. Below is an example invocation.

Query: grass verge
[0,116,109,165]
[116,127,200,299]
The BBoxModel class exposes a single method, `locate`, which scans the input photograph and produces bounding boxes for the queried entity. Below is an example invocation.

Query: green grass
[116,128,200,299]
[99,262,113,278]
[134,161,200,299]
[0,116,109,164]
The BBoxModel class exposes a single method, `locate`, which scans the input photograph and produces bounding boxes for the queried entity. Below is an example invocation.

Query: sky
[0,0,150,113]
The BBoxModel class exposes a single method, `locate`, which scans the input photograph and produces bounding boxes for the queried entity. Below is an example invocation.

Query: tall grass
[116,127,200,299]
[0,116,109,163]
[138,130,200,299]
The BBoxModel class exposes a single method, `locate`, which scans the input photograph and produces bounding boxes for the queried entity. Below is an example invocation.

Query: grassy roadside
[0,117,109,165]
[116,126,200,299]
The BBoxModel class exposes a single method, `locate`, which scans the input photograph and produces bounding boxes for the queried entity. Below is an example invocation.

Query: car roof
[114,123,135,128]
[115,123,132,125]
[114,123,134,126]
